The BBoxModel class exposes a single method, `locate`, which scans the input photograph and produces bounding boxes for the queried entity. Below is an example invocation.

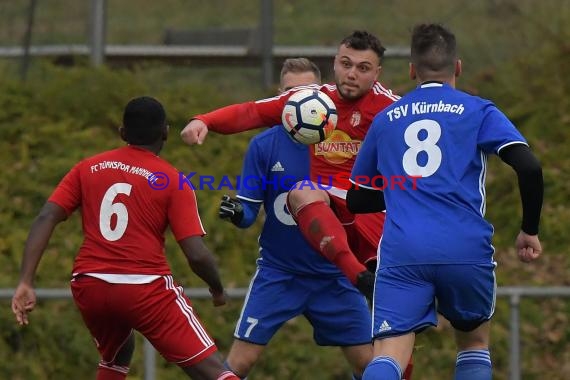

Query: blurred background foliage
[0,0,569,379]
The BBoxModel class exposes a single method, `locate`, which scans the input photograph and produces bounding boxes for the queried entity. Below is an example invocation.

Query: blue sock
[455,350,492,380]
[362,356,402,380]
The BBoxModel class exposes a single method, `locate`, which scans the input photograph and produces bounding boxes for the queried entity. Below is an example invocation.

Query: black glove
[365,259,378,273]
[355,270,375,303]
[219,195,244,226]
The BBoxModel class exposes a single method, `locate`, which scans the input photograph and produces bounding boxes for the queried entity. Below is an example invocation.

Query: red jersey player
[11,97,240,380]
[181,31,396,298]
[182,31,414,379]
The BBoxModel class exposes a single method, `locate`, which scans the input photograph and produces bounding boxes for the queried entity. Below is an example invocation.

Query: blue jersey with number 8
[351,82,527,267]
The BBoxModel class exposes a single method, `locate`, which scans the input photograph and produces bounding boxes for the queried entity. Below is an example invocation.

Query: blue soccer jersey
[351,82,527,267]
[233,126,371,346]
[237,126,344,276]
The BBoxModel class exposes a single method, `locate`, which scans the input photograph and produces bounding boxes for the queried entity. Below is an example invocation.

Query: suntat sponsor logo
[315,130,361,164]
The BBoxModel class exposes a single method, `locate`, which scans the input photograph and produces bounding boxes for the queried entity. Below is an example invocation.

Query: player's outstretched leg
[293,199,374,300]
[291,198,365,279]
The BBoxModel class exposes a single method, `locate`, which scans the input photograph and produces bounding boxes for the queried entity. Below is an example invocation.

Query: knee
[287,187,328,214]
[454,321,490,351]
[287,188,306,213]
[225,350,259,378]
[352,356,372,376]
[343,345,373,376]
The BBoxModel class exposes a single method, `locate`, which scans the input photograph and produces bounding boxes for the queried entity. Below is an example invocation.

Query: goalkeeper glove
[219,195,244,226]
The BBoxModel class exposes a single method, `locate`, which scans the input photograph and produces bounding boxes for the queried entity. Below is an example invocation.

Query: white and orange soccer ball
[281,89,337,145]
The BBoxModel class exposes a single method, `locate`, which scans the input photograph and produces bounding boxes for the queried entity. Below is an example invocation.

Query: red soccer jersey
[197,82,399,194]
[48,145,205,275]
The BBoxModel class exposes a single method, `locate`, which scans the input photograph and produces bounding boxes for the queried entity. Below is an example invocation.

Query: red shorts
[70,275,217,367]
[329,195,384,268]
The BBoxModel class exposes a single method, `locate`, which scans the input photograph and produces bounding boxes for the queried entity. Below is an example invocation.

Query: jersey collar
[419,81,444,88]
[419,81,456,91]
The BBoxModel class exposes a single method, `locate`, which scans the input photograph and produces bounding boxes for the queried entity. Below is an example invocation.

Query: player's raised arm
[181,97,289,146]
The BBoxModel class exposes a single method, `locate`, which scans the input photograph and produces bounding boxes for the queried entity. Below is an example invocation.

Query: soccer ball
[281,89,337,145]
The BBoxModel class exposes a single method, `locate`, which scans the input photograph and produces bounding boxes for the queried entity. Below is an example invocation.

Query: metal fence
[1,286,569,380]
[0,0,409,86]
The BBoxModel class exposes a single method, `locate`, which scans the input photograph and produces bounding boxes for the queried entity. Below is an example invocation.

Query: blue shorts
[372,263,496,339]
[234,265,372,346]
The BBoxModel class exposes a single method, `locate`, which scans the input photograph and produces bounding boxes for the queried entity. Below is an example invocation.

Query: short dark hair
[280,58,322,83]
[340,30,386,62]
[411,23,457,77]
[122,96,166,145]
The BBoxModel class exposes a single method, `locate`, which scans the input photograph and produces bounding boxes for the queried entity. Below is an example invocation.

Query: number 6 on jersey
[99,183,132,241]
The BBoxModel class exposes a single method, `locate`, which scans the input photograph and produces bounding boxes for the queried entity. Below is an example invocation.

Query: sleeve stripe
[348,178,378,190]
[497,141,528,154]
[373,82,400,101]
[236,195,264,203]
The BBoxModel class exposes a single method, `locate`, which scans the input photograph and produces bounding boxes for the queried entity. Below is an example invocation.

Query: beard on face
[337,82,363,100]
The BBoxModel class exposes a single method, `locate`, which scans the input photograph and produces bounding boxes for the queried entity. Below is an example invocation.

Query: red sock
[295,201,365,283]
[96,365,128,380]
[218,370,241,380]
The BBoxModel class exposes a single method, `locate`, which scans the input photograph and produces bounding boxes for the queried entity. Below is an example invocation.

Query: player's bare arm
[178,236,226,306]
[12,202,67,325]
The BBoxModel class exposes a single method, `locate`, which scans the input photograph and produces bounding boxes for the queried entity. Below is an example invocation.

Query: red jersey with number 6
[48,145,205,275]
